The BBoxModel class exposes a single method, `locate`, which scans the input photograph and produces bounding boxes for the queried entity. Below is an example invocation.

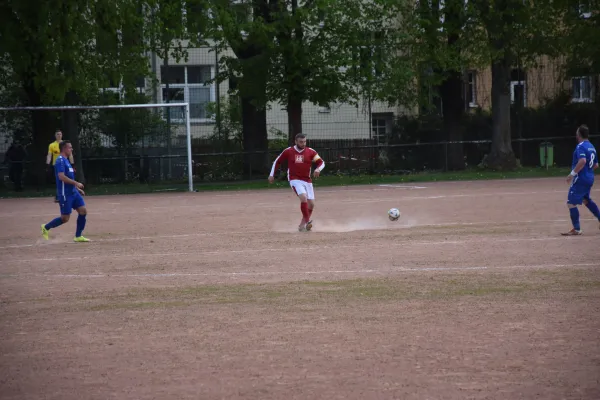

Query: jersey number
[590,153,596,169]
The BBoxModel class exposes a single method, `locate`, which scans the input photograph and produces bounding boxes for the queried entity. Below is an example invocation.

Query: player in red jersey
[268,133,325,232]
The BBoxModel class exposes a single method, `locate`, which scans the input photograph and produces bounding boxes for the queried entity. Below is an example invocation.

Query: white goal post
[0,102,194,192]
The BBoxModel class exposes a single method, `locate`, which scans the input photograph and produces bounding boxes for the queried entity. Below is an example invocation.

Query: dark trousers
[9,164,23,191]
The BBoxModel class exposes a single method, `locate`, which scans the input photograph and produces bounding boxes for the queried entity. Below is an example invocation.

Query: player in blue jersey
[41,141,90,242]
[562,125,599,236]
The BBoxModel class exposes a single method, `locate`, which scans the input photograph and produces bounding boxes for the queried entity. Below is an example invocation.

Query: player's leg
[305,183,315,231]
[290,180,310,231]
[562,185,584,235]
[582,192,600,231]
[41,198,72,240]
[298,193,310,231]
[72,193,90,242]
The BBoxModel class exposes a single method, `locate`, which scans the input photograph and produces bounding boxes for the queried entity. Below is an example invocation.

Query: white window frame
[371,114,392,144]
[510,80,527,107]
[101,78,145,102]
[571,76,593,103]
[578,1,591,18]
[102,86,123,101]
[467,71,477,108]
[160,65,216,123]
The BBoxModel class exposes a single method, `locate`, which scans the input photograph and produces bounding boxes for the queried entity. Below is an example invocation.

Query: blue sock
[569,207,581,231]
[76,214,86,237]
[45,217,63,230]
[585,199,600,221]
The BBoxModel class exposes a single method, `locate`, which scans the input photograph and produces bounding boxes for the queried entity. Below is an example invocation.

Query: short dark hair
[55,129,62,134]
[577,124,589,139]
[295,133,306,140]
[59,140,71,152]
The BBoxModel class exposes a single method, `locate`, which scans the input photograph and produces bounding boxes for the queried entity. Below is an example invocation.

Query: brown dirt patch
[1,177,599,399]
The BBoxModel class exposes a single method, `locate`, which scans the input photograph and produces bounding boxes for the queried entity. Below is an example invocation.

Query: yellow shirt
[48,141,60,165]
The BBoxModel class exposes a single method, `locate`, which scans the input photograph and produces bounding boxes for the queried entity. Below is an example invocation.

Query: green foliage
[208,0,420,110]
[0,0,152,106]
[554,0,600,77]
[205,96,243,145]
[268,127,288,150]
[145,0,210,61]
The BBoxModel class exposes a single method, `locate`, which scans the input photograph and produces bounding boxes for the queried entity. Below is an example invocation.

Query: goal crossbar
[0,103,194,192]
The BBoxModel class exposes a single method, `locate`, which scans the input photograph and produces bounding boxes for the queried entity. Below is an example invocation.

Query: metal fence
[2,134,595,194]
[0,98,597,191]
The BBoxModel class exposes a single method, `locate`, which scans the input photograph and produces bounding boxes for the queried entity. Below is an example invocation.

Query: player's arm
[572,157,587,174]
[55,161,84,189]
[312,153,325,178]
[567,152,588,183]
[57,172,84,189]
[268,148,288,183]
[46,145,52,165]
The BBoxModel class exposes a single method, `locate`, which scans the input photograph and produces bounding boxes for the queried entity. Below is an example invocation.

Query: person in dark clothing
[4,142,27,191]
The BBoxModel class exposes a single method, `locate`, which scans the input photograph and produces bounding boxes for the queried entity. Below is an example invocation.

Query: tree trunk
[23,84,60,187]
[241,95,268,179]
[440,70,465,171]
[287,97,302,144]
[30,109,59,186]
[440,1,465,171]
[61,102,85,184]
[486,58,517,170]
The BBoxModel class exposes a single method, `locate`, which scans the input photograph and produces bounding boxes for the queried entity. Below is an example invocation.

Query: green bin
[539,142,554,167]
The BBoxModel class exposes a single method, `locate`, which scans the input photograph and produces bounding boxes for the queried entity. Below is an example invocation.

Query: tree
[269,0,418,143]
[0,0,154,184]
[557,1,600,112]
[208,0,276,177]
[413,0,475,170]
[470,0,562,170]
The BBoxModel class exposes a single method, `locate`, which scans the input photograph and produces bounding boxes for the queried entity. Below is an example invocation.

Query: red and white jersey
[270,146,325,183]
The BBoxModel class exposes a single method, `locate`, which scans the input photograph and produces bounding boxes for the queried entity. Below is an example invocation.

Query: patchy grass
[86,300,188,312]
[54,270,598,312]
[7,268,598,315]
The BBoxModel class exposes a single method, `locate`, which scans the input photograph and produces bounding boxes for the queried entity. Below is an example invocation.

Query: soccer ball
[388,208,400,221]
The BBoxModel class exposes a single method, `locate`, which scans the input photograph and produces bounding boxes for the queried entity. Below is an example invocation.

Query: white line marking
[4,262,598,279]
[378,185,428,189]
[0,236,594,264]
[0,217,596,250]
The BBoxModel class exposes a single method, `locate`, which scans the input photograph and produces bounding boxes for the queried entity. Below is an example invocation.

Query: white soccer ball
[388,208,401,221]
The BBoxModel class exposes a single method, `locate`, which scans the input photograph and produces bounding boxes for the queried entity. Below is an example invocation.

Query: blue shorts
[58,192,85,215]
[568,181,592,205]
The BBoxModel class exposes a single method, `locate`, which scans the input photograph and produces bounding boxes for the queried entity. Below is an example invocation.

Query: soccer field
[1,177,599,400]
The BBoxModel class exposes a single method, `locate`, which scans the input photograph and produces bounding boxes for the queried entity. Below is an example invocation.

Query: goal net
[0,103,194,192]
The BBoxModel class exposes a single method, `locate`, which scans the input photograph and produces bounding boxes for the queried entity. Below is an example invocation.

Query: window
[100,76,145,102]
[372,113,393,143]
[160,65,215,121]
[572,76,593,102]
[578,0,591,18]
[231,0,253,24]
[466,71,477,107]
[510,69,526,107]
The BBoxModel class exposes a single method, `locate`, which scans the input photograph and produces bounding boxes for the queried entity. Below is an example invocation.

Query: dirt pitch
[0,177,599,400]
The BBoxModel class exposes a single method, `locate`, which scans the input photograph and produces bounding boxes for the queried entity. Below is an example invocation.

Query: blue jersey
[572,140,597,185]
[54,156,76,199]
